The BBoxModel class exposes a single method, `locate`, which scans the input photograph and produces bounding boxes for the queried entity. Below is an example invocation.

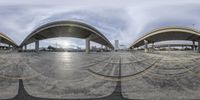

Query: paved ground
[0,51,200,99]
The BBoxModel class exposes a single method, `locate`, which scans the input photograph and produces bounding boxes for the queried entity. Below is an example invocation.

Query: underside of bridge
[0,32,17,49]
[130,27,200,53]
[20,20,114,53]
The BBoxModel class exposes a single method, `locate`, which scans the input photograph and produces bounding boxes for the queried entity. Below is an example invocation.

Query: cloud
[127,3,200,45]
[0,0,200,48]
[33,8,132,47]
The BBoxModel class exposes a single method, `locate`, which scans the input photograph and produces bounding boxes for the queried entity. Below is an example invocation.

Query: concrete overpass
[154,44,197,48]
[130,27,200,52]
[20,20,114,53]
[0,32,17,49]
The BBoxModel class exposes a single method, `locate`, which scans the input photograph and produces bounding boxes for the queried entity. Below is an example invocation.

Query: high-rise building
[115,40,119,50]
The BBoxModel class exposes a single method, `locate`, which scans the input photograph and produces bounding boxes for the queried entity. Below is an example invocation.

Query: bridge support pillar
[24,45,27,51]
[168,45,171,51]
[35,40,39,53]
[105,46,108,51]
[152,43,155,52]
[86,38,90,54]
[144,40,148,53]
[193,41,195,51]
[8,45,11,50]
[198,40,200,53]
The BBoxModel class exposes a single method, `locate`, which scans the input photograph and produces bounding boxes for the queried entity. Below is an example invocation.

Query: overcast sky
[0,0,200,48]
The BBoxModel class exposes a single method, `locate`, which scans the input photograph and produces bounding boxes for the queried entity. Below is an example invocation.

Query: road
[0,51,199,99]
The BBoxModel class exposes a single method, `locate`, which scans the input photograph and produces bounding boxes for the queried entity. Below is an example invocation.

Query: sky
[0,0,200,49]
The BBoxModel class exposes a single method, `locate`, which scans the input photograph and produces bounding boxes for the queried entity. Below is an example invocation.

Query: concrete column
[105,46,108,51]
[182,45,184,50]
[198,40,200,53]
[152,43,155,52]
[195,46,197,51]
[24,45,27,51]
[193,41,195,51]
[144,40,148,53]
[86,38,90,53]
[8,45,11,50]
[35,40,39,52]
[168,45,171,51]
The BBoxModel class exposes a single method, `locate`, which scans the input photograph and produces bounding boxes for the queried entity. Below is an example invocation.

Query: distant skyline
[0,0,200,48]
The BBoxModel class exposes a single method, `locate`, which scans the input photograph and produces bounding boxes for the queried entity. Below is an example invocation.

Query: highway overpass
[20,20,114,53]
[130,27,200,53]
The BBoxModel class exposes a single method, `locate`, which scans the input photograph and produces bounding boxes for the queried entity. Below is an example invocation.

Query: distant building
[115,40,119,50]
